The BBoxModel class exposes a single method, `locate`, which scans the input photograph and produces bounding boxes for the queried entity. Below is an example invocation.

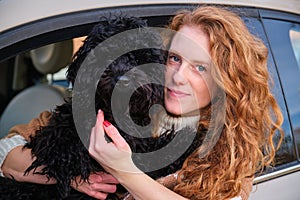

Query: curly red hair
[169,6,284,200]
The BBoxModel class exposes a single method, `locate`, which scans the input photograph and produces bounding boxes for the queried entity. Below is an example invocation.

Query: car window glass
[46,36,86,87]
[263,19,300,162]
[290,28,300,71]
[289,27,300,157]
[258,18,298,167]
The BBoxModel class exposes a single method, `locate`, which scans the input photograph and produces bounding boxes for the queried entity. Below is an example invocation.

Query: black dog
[0,16,203,200]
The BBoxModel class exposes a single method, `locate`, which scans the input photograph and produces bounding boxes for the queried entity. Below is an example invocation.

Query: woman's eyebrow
[168,49,179,55]
[190,58,211,66]
[171,51,211,65]
[168,44,212,67]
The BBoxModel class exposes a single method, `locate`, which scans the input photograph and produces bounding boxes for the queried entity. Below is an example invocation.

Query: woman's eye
[168,54,181,63]
[195,64,207,72]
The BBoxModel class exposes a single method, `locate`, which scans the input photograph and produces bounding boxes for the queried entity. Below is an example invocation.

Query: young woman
[88,6,284,200]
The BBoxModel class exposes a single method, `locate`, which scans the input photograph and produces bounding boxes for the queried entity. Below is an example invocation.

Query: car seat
[0,40,73,138]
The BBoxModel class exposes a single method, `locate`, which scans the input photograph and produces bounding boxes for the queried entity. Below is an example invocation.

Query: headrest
[0,84,66,138]
[30,40,73,74]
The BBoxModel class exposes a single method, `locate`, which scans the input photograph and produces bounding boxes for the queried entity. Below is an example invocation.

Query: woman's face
[164,25,216,116]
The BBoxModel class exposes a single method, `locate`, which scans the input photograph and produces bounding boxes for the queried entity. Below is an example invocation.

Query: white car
[0,0,300,199]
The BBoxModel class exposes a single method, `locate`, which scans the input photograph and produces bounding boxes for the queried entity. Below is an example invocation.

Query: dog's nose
[117,75,130,87]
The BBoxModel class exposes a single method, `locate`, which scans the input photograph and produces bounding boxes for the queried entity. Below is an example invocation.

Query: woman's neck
[152,110,200,137]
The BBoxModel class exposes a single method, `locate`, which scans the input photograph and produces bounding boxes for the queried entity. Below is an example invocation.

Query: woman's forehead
[169,27,211,64]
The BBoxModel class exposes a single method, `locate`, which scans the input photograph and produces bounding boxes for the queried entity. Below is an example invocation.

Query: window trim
[0,4,259,61]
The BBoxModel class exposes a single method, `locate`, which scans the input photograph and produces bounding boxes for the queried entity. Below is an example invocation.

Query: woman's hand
[89,110,187,200]
[88,109,139,174]
[3,145,119,200]
[71,172,119,200]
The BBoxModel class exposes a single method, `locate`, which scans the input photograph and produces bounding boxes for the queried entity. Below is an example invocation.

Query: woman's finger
[103,121,130,150]
[95,110,105,137]
[94,110,108,147]
[89,109,107,155]
[90,172,119,184]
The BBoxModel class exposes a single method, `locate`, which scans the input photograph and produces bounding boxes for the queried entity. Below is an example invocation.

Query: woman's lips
[167,88,189,98]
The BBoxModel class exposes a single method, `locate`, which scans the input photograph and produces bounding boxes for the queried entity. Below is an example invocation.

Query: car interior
[0,40,74,137]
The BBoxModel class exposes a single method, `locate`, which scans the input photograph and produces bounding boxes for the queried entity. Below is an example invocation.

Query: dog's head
[69,15,166,137]
[95,50,165,133]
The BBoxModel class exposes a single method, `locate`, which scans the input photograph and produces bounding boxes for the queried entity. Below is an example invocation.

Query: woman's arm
[89,110,188,200]
[0,134,52,183]
[1,144,56,183]
[1,135,118,200]
[112,171,187,200]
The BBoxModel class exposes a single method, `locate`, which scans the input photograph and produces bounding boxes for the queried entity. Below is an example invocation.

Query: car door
[249,9,300,200]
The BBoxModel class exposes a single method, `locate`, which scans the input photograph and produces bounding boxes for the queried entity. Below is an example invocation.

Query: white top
[0,134,27,177]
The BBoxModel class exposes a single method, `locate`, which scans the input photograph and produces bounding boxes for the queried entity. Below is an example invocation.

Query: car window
[263,18,300,162]
[290,28,300,70]
[244,17,297,168]
[0,7,297,168]
[46,36,86,87]
[289,27,300,157]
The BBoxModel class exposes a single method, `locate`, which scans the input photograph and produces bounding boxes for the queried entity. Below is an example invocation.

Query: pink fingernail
[103,120,111,127]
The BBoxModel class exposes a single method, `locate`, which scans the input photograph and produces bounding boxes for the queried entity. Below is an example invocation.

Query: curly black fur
[0,15,204,200]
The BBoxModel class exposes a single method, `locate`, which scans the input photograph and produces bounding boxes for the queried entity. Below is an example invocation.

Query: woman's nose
[172,62,188,85]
